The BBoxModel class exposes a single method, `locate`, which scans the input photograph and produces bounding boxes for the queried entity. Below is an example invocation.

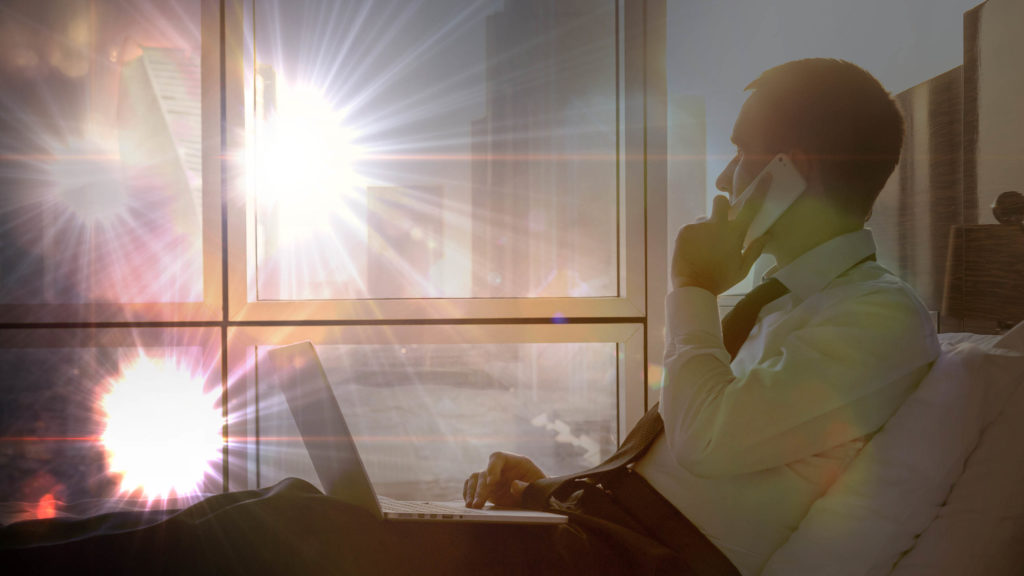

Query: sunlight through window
[256,84,363,243]
[98,355,223,500]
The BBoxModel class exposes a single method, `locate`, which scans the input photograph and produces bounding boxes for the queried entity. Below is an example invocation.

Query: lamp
[942,191,1024,333]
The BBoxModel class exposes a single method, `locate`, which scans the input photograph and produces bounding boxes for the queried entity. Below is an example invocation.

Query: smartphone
[728,153,807,247]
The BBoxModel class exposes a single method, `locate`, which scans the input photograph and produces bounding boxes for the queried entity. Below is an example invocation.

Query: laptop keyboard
[378,496,487,515]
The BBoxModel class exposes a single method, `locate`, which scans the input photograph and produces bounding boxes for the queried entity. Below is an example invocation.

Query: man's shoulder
[823,261,929,313]
[809,261,939,353]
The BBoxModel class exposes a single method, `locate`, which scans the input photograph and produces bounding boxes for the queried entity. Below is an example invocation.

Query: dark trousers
[1,478,693,576]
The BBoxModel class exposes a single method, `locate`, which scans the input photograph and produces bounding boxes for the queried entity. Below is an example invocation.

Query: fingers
[464,452,542,508]
[484,452,507,485]
[739,234,771,276]
[471,468,490,508]
[510,480,529,497]
[709,194,731,223]
[465,452,507,508]
[463,472,479,506]
[734,173,773,231]
[466,468,494,508]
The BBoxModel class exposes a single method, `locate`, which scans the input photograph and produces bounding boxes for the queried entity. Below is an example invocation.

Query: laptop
[262,341,567,525]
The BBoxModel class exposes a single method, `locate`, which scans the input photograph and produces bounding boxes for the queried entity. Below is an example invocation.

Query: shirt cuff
[663,287,731,368]
[666,286,723,341]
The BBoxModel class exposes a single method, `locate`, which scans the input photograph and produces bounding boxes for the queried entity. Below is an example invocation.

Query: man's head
[717,59,903,248]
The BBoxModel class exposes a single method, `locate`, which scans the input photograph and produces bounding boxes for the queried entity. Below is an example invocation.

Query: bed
[764,323,1024,575]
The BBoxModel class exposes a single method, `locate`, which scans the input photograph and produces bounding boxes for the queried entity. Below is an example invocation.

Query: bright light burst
[48,140,129,227]
[257,83,363,243]
[249,78,370,298]
[99,355,223,500]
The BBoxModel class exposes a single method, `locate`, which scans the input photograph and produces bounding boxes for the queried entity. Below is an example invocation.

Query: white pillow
[891,327,1024,576]
[762,327,1024,576]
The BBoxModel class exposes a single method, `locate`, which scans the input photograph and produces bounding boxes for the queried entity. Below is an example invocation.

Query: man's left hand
[671,175,772,295]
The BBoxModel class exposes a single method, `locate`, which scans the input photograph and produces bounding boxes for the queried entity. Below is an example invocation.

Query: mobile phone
[728,153,807,247]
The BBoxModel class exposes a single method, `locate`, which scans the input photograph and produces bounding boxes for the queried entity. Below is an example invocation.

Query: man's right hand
[463,452,546,509]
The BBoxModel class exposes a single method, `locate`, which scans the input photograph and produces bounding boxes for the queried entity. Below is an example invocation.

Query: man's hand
[671,174,773,295]
[463,452,546,509]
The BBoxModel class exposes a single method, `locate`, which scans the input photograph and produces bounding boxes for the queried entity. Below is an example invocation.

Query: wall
[667,95,707,259]
[973,0,1024,223]
[870,67,964,311]
[872,0,1024,327]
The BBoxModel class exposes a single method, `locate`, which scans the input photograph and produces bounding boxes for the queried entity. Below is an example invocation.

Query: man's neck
[769,221,864,269]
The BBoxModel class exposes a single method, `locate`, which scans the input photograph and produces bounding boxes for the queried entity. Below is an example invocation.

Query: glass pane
[249,0,618,300]
[258,342,616,501]
[0,332,221,520]
[0,1,203,304]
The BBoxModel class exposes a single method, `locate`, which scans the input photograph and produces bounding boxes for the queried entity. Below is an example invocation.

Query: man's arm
[658,285,936,477]
[662,179,937,477]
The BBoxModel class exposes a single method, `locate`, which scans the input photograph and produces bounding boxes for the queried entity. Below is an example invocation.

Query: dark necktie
[721,277,791,360]
[522,276,793,510]
[719,251,875,360]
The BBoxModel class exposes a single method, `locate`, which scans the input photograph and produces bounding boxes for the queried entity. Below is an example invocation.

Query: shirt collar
[764,229,877,301]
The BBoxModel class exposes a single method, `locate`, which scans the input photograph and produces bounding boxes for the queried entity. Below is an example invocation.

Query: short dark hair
[744,58,904,219]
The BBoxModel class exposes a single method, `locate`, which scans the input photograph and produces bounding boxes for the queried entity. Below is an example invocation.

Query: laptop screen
[261,341,383,519]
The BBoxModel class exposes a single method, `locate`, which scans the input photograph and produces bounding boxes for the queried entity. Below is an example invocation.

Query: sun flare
[99,355,223,500]
[257,83,363,243]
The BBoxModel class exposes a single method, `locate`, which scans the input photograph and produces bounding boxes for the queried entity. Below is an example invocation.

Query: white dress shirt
[633,229,940,575]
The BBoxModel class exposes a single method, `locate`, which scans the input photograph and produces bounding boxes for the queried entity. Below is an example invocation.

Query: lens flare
[48,141,129,227]
[99,355,223,500]
[257,84,363,243]
[250,79,370,298]
[36,493,58,520]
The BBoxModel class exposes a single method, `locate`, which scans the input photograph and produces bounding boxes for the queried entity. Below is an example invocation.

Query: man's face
[715,94,777,204]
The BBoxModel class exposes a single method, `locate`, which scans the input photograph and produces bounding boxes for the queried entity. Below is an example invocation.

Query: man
[464,58,940,575]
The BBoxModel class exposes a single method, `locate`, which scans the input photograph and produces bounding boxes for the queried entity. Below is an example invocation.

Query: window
[228,0,661,498]
[0,0,665,505]
[0,0,221,323]
[247,0,619,302]
[231,0,650,322]
[0,328,221,505]
[230,324,641,500]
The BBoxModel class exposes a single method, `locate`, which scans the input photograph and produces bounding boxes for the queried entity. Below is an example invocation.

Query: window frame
[225,0,647,323]
[0,0,667,493]
[0,327,224,494]
[0,0,225,325]
[224,322,644,491]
